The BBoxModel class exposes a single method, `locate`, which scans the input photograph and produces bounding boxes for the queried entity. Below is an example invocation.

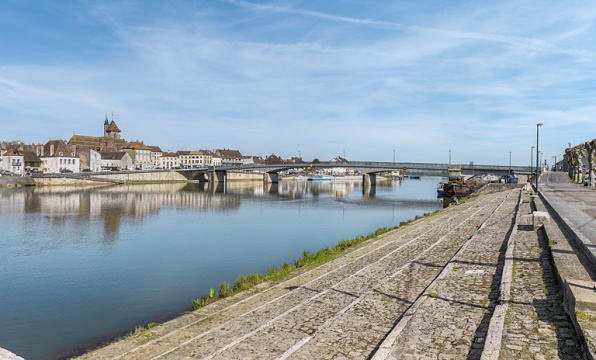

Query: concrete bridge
[29,162,533,186]
[177,162,533,185]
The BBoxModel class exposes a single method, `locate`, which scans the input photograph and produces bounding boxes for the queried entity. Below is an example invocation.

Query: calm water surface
[0,178,442,359]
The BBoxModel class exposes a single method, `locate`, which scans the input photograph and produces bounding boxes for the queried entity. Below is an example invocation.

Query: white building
[77,148,102,172]
[179,150,211,168]
[40,140,80,173]
[101,152,133,170]
[217,149,243,166]
[123,142,152,170]
[241,156,254,165]
[0,149,25,174]
[159,152,179,169]
[148,146,162,168]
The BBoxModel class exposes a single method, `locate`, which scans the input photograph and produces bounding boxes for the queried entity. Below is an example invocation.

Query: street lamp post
[536,123,543,192]
[509,151,512,175]
[531,146,535,180]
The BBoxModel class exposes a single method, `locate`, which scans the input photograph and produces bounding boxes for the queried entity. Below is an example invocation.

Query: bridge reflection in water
[0,178,443,360]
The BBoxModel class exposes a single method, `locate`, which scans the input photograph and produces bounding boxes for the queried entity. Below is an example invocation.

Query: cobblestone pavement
[498,192,582,360]
[75,190,514,360]
[377,190,519,360]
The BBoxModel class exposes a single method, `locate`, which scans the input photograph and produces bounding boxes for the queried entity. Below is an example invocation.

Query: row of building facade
[1,116,303,174]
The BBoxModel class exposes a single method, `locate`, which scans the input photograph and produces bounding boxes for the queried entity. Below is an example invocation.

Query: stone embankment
[69,188,591,360]
[0,348,25,360]
[0,175,35,188]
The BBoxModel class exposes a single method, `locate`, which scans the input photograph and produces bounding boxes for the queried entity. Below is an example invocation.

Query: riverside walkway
[74,188,583,360]
[541,172,596,264]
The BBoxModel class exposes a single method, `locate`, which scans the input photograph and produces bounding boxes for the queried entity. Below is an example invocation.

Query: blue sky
[1,0,595,165]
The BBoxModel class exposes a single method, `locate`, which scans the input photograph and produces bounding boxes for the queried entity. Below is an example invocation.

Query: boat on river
[442,176,473,198]
[308,175,332,181]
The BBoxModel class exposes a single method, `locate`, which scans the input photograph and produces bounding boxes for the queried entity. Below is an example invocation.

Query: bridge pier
[209,170,227,183]
[362,173,377,186]
[263,172,279,184]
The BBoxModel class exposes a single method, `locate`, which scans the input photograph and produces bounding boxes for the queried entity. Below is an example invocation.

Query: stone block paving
[383,193,519,360]
[498,194,582,360]
[75,191,510,360]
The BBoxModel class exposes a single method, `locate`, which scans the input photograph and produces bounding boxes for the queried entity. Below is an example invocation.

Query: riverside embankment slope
[68,187,587,360]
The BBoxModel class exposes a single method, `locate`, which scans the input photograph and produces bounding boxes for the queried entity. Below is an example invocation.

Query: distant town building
[77,148,102,172]
[148,146,163,168]
[179,150,212,168]
[217,149,243,166]
[123,141,152,170]
[241,156,254,165]
[252,156,265,164]
[40,140,80,173]
[101,152,133,170]
[201,150,221,166]
[330,156,349,164]
[22,151,42,172]
[265,153,282,164]
[159,152,179,169]
[0,149,25,174]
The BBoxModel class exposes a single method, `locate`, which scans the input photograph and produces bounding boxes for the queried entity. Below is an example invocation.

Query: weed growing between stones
[190,210,444,310]
[577,309,596,323]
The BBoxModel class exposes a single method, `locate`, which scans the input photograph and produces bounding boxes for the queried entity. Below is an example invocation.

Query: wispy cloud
[222,0,596,59]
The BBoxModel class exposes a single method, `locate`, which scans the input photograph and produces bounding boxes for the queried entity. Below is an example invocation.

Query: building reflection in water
[0,178,434,246]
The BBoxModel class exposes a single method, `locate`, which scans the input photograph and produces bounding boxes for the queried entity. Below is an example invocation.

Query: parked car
[1,170,13,176]
[499,175,518,184]
[82,169,93,172]
[60,169,73,173]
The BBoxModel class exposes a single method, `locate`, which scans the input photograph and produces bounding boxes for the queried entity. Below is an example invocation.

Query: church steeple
[104,113,109,137]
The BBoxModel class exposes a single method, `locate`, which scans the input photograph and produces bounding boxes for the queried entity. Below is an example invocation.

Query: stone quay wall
[0,176,35,188]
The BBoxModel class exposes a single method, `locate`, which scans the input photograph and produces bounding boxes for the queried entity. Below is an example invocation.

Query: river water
[0,177,442,359]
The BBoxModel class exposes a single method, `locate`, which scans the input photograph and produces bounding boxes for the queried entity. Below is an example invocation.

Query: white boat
[308,175,332,181]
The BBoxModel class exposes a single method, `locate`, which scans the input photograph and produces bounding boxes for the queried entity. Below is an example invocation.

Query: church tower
[104,112,121,139]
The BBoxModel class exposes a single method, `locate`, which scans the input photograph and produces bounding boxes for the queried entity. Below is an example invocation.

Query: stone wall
[33,177,109,186]
[92,171,188,182]
[0,176,35,187]
[227,172,265,181]
[474,183,526,196]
